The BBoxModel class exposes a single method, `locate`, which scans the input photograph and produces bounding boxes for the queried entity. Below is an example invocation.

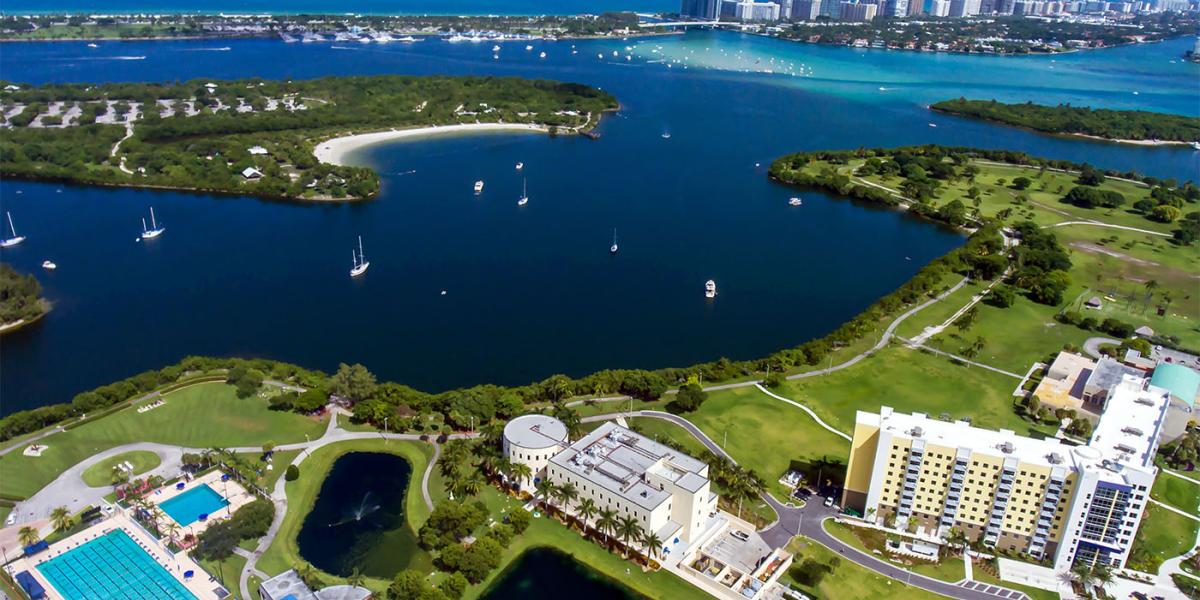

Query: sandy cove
[314,123,553,165]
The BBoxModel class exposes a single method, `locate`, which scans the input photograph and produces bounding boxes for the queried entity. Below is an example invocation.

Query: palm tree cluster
[705,455,766,520]
[531,480,666,566]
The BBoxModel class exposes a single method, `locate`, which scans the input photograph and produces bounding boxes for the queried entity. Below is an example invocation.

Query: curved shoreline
[314,123,556,166]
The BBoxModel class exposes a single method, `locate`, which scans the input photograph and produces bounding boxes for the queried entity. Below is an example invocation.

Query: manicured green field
[199,552,247,599]
[777,346,1052,439]
[783,535,940,599]
[80,450,161,487]
[256,439,436,589]
[1131,503,1200,565]
[892,279,985,340]
[1151,474,1200,514]
[0,383,326,499]
[683,386,852,485]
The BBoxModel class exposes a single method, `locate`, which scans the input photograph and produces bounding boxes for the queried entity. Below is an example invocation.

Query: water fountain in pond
[328,491,381,527]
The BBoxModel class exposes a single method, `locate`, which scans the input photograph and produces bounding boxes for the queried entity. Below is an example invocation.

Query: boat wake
[330,45,359,51]
[181,46,232,52]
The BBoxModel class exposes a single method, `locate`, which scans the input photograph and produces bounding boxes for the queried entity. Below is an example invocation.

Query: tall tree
[329,362,377,403]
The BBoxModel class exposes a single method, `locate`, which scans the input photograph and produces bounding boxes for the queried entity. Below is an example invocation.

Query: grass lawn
[683,386,852,487]
[928,291,1090,374]
[1151,474,1200,514]
[782,535,940,599]
[777,345,1054,439]
[235,449,303,493]
[0,383,327,499]
[256,439,436,590]
[970,561,1060,600]
[80,450,161,487]
[823,521,965,583]
[199,552,247,598]
[892,279,986,340]
[1131,503,1200,565]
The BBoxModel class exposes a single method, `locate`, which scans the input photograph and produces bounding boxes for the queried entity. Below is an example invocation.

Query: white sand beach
[314,123,553,165]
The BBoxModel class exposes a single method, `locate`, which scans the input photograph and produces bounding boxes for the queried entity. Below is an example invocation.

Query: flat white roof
[503,414,568,450]
[1088,375,1170,471]
[860,407,1072,469]
[550,422,708,510]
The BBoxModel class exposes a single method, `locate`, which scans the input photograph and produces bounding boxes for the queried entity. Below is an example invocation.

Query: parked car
[823,496,835,508]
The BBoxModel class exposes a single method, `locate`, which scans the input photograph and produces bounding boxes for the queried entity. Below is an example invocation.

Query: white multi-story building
[843,375,1169,573]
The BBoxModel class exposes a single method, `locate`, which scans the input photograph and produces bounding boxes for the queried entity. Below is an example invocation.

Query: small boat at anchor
[474,180,484,194]
[42,260,56,270]
[789,197,802,206]
[140,207,165,240]
[1,212,26,248]
[705,280,717,299]
[350,236,369,277]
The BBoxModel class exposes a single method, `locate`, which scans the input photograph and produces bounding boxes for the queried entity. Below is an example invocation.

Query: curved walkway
[1044,220,1170,237]
[1082,336,1122,359]
[752,384,851,441]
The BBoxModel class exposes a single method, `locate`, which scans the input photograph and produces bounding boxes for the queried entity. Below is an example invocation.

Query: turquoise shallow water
[160,484,229,527]
[37,529,196,600]
[0,31,1196,414]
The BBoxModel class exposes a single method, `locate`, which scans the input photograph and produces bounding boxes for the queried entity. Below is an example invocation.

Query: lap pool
[38,529,196,600]
[160,484,229,527]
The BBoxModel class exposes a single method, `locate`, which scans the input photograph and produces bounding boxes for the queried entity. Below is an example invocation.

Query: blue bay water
[0,32,1197,414]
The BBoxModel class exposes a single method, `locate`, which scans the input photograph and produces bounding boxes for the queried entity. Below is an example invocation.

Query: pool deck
[149,469,254,537]
[4,511,224,600]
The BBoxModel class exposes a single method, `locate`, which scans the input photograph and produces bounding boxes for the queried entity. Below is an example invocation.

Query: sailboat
[140,207,165,240]
[610,229,618,254]
[1,212,26,248]
[350,236,370,277]
[474,180,484,194]
[517,178,529,206]
[705,280,717,299]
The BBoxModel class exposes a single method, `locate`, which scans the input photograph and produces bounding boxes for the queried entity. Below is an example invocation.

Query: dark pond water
[482,547,644,599]
[295,452,429,577]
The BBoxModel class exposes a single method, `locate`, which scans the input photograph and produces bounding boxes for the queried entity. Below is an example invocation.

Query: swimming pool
[160,484,229,527]
[38,529,196,600]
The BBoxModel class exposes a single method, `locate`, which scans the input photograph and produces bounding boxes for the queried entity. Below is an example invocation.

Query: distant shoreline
[315,123,564,166]
[928,105,1199,147]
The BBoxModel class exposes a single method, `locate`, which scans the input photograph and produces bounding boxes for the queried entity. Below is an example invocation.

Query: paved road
[1082,336,1123,359]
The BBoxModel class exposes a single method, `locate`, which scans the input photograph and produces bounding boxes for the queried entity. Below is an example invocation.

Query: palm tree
[110,464,130,486]
[164,521,180,547]
[596,509,619,549]
[508,463,532,493]
[641,532,664,564]
[552,403,583,438]
[346,567,366,590]
[616,516,643,559]
[295,563,318,588]
[558,482,579,516]
[1092,564,1114,592]
[534,479,557,510]
[17,526,39,547]
[491,457,512,483]
[50,506,73,532]
[576,499,598,535]
[1071,563,1096,593]
[450,471,485,498]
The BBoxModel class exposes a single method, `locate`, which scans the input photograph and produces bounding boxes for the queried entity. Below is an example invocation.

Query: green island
[932,98,1200,144]
[0,263,49,334]
[2,145,1198,600]
[0,75,616,201]
[0,12,645,42]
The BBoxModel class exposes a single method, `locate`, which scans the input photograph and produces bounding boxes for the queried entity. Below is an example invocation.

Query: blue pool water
[37,529,196,600]
[160,484,229,527]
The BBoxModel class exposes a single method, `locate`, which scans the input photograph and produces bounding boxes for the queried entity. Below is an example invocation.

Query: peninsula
[0,264,48,335]
[932,98,1200,144]
[0,75,617,201]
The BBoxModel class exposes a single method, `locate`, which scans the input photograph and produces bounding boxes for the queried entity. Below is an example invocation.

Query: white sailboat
[610,229,618,254]
[350,236,370,277]
[705,280,717,299]
[474,180,484,194]
[517,178,529,206]
[1,212,26,248]
[140,207,165,240]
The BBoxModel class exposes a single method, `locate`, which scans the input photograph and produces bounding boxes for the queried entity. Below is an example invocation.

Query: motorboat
[474,180,484,194]
[539,51,546,58]
[42,260,56,270]
[789,197,802,206]
[517,178,529,206]
[610,229,618,254]
[705,280,717,299]
[515,162,524,170]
